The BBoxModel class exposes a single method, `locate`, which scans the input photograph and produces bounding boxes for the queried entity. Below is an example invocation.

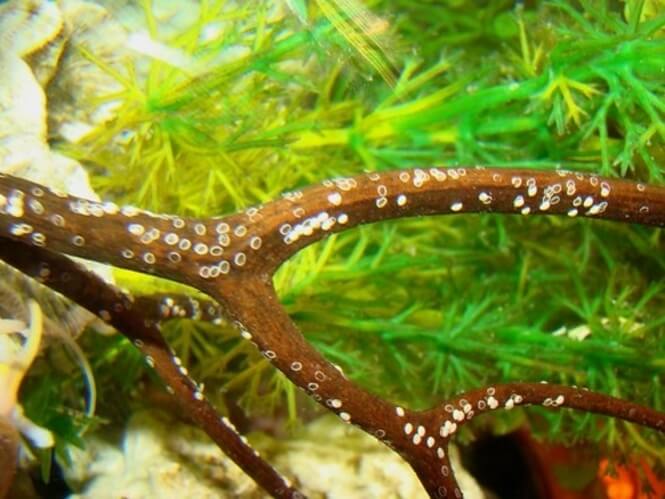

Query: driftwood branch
[0,167,664,498]
[0,239,301,498]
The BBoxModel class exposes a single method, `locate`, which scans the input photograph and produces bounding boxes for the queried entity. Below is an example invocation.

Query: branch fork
[0,166,663,498]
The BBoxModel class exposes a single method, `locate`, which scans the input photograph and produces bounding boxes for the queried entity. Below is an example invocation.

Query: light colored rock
[271,415,487,499]
[0,1,100,199]
[0,46,45,132]
[0,52,97,198]
[0,0,66,86]
[0,0,63,57]
[66,410,260,499]
[46,0,129,142]
[65,411,488,499]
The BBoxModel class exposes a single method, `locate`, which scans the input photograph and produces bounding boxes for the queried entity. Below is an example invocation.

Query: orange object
[599,458,665,499]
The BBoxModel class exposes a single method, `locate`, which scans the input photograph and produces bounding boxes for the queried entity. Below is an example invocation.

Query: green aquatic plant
[10,0,663,495]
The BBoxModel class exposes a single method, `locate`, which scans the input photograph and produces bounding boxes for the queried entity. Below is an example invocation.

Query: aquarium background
[2,0,664,497]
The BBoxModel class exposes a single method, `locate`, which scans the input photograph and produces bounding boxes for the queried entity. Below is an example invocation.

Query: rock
[0,0,66,86]
[46,0,129,142]
[66,410,260,499]
[0,51,48,163]
[0,0,101,199]
[65,411,489,498]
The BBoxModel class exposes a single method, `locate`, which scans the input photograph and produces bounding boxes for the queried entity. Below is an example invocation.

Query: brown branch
[0,167,664,498]
[2,168,664,282]
[424,382,665,434]
[0,239,301,498]
[219,276,465,498]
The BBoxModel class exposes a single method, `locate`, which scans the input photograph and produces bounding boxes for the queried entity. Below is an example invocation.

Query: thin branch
[0,239,301,498]
[424,382,665,435]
